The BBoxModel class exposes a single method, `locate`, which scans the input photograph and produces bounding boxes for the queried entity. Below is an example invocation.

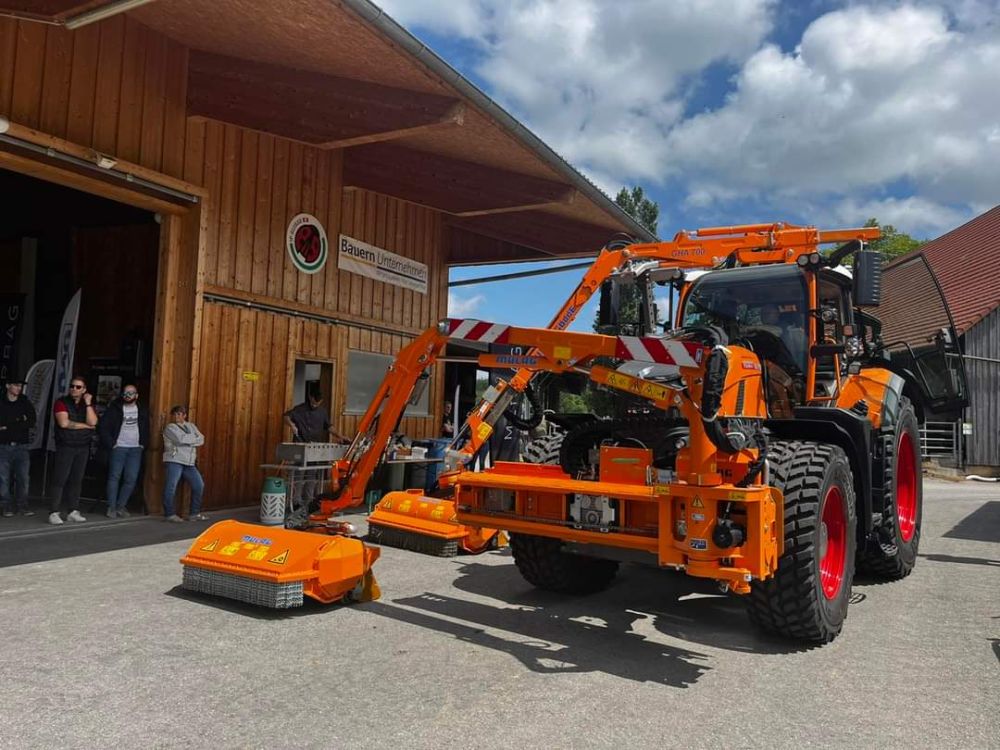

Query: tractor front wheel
[748,441,857,643]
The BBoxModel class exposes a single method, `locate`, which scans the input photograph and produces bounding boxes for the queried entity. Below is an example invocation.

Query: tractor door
[866,254,968,416]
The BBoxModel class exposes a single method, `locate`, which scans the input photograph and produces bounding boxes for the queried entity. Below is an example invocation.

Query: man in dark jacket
[0,376,36,517]
[98,383,150,518]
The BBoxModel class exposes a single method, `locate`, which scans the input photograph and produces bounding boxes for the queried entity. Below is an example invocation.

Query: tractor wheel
[748,440,857,643]
[522,431,565,464]
[858,397,922,579]
[510,533,619,595]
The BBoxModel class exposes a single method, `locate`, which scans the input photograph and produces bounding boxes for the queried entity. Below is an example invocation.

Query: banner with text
[338,235,428,295]
[0,293,25,385]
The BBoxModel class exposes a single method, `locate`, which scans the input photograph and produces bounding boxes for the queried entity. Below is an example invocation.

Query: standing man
[98,383,150,518]
[0,376,36,517]
[283,385,348,509]
[441,401,454,439]
[49,375,97,525]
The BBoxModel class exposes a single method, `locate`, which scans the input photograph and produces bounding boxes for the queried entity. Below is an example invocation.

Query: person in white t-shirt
[97,384,150,518]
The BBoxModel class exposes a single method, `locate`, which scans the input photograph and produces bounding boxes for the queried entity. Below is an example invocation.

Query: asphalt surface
[1,479,997,749]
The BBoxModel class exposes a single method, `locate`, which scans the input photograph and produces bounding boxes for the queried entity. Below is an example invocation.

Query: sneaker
[117,508,131,518]
[21,510,35,517]
[165,514,185,523]
[189,513,209,522]
[106,509,117,519]
[67,510,87,523]
[1,510,13,518]
[48,512,64,525]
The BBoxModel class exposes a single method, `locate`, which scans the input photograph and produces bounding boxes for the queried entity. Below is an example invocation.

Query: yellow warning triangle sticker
[691,497,704,508]
[268,549,289,565]
[200,539,219,552]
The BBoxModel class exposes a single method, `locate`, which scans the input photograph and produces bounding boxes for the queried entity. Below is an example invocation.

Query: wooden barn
[0,0,653,510]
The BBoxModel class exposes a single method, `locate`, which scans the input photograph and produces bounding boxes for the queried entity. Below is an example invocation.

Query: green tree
[615,185,659,235]
[864,218,923,263]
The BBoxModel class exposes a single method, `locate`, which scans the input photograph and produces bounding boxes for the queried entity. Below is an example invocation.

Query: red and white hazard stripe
[444,318,511,344]
[614,336,704,367]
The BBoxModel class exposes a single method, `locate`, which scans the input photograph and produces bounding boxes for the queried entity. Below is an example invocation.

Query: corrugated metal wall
[964,305,1000,467]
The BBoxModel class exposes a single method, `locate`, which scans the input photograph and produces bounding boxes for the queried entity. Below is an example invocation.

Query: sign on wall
[0,293,25,385]
[338,234,428,295]
[286,213,329,274]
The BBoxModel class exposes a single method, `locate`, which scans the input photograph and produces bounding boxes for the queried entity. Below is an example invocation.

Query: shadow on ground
[364,555,818,688]
[0,507,260,568]
[943,501,1000,543]
[919,552,1000,568]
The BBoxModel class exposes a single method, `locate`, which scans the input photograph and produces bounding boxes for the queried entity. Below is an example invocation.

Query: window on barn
[344,349,430,417]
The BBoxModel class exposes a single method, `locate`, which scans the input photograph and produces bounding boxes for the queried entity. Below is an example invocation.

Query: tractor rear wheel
[748,440,857,643]
[510,533,619,594]
[522,431,565,464]
[858,397,922,579]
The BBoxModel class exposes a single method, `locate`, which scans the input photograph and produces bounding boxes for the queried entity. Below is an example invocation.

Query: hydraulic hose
[504,383,543,431]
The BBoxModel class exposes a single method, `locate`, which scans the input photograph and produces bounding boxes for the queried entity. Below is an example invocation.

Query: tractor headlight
[844,336,864,359]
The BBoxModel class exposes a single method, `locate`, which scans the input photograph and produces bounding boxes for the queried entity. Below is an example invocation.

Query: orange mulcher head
[366,489,500,556]
[180,520,380,609]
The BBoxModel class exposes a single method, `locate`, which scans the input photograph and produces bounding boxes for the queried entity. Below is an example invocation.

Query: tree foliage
[615,185,659,236]
[864,217,923,263]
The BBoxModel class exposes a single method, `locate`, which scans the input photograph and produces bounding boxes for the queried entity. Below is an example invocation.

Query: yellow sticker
[476,423,493,441]
[399,500,412,513]
[727,491,746,500]
[219,542,241,556]
[691,496,705,508]
[242,371,261,382]
[247,546,269,561]
[431,506,445,519]
[654,485,671,495]
[553,346,571,360]
[200,539,219,552]
[268,549,289,565]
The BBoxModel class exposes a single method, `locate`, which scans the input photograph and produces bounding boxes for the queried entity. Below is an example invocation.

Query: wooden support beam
[448,211,621,261]
[186,51,464,149]
[344,144,575,215]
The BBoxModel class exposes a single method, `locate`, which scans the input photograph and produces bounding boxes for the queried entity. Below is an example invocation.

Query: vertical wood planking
[39,25,74,137]
[324,151,343,312]
[251,133,274,296]
[234,130,258,292]
[338,190,355,315]
[0,19,18,116]
[11,21,46,128]
[215,124,240,288]
[283,143,304,300]
[159,38,187,179]
[267,138,290,299]
[65,24,100,146]
[310,150,330,308]
[138,28,167,172]
[91,16,124,154]
[115,17,146,164]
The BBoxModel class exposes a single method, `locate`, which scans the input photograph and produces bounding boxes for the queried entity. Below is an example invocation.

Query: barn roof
[882,205,1000,338]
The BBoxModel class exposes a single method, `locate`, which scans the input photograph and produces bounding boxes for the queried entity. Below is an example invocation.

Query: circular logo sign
[286,213,328,274]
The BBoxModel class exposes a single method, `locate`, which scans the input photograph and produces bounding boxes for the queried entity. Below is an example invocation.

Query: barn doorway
[0,167,161,507]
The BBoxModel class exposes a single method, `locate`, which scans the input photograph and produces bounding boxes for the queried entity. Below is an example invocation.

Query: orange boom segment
[180,520,380,608]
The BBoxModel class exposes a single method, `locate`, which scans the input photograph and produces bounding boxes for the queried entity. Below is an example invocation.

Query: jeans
[106,446,143,511]
[50,445,90,513]
[0,444,31,512]
[162,462,204,517]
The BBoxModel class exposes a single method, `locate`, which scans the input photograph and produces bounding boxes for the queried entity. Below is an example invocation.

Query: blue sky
[377,1,1000,330]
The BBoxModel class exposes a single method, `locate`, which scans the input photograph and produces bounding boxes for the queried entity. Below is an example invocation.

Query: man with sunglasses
[49,376,97,524]
[98,383,150,518]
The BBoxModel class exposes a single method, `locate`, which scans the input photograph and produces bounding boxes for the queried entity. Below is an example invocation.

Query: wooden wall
[2,16,451,510]
[0,16,189,179]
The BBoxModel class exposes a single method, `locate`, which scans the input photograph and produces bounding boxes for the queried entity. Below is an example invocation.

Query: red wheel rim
[820,486,847,600]
[896,431,918,542]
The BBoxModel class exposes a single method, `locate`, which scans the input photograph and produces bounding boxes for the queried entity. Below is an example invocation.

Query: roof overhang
[2,0,656,264]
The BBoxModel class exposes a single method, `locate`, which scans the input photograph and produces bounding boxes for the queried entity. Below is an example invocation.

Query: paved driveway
[1,479,997,749]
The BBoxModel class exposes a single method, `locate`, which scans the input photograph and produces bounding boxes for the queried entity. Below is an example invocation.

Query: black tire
[858,397,922,579]
[748,440,857,643]
[522,431,565,464]
[509,533,619,595]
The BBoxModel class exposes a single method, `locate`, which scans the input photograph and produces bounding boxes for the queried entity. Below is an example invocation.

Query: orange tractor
[181,222,966,642]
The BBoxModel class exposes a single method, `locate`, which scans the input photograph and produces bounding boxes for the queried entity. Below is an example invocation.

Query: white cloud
[663,4,1000,234]
[381,1,999,238]
[448,291,486,316]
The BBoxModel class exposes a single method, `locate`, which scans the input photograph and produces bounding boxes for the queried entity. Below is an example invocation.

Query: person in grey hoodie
[162,405,206,522]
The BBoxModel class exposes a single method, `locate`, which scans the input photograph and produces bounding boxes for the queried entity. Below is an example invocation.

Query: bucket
[260,476,287,526]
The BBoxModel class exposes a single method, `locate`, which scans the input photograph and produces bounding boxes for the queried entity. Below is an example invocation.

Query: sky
[376,0,1000,330]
